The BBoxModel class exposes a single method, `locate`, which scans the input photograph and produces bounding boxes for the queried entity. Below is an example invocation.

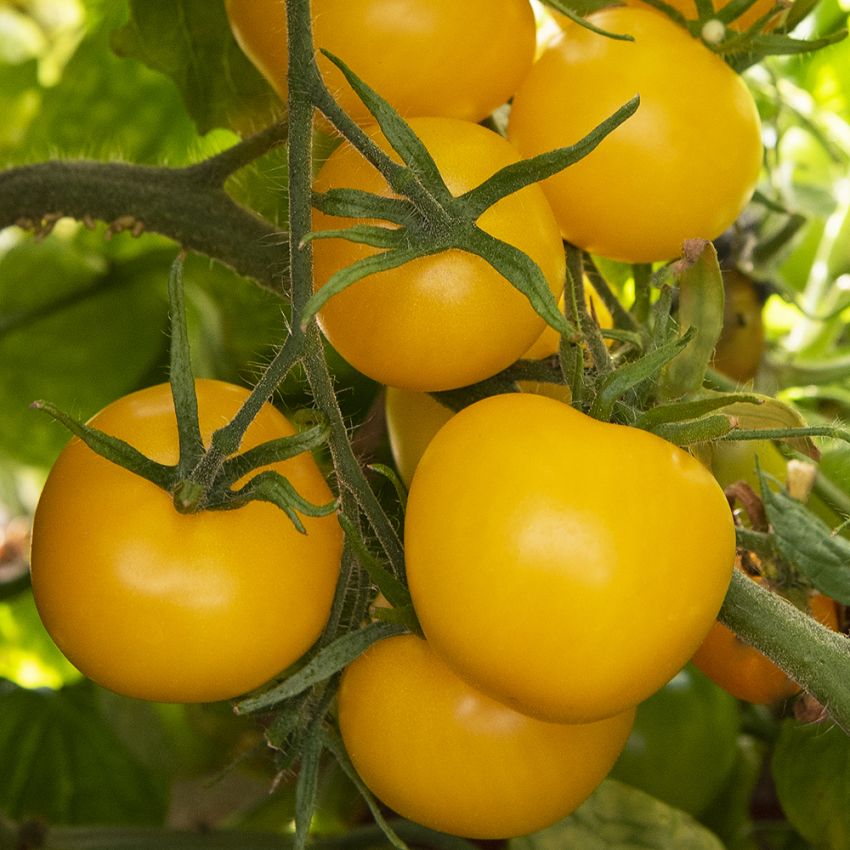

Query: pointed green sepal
[589,327,696,421]
[544,0,642,35]
[300,245,428,330]
[221,470,337,533]
[293,730,323,850]
[312,188,417,226]
[320,50,453,207]
[31,400,174,490]
[650,414,737,445]
[462,225,575,339]
[302,224,406,250]
[166,255,204,474]
[218,416,331,486]
[367,462,408,510]
[460,97,640,219]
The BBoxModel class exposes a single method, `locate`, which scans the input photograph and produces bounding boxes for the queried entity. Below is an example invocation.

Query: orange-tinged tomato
[693,575,839,704]
[30,380,342,703]
[225,0,536,124]
[405,393,736,723]
[338,634,635,839]
[313,118,566,391]
[508,7,763,263]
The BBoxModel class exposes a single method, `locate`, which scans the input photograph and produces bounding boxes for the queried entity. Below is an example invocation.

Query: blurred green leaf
[0,590,81,690]
[0,232,169,468]
[0,680,167,824]
[9,2,218,166]
[111,0,283,137]
[510,780,725,849]
[773,719,850,850]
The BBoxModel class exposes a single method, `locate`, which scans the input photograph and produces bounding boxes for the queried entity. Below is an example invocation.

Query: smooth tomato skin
[338,634,635,839]
[692,582,839,704]
[225,0,536,124]
[610,665,740,816]
[30,380,342,703]
[405,393,736,723]
[313,118,566,391]
[508,7,762,263]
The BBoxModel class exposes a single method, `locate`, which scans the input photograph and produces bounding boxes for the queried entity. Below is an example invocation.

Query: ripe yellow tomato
[338,634,635,839]
[225,0,536,124]
[30,380,342,703]
[693,574,839,704]
[313,118,566,391]
[405,393,736,723]
[508,7,762,263]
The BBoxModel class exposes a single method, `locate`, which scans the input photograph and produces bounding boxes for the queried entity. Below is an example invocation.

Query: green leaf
[760,469,850,604]
[16,3,205,165]
[773,719,850,850]
[0,681,167,824]
[510,780,725,850]
[0,237,169,468]
[111,0,282,136]
[234,622,407,715]
[658,240,725,400]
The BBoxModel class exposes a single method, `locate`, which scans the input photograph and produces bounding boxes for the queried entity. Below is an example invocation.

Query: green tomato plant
[1,0,850,847]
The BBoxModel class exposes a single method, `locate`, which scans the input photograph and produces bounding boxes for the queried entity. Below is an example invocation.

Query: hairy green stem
[719,569,850,734]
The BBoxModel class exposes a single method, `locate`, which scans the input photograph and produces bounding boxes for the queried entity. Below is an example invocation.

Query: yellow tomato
[313,118,566,391]
[508,7,762,263]
[405,393,736,723]
[225,0,536,124]
[338,634,635,838]
[30,380,342,703]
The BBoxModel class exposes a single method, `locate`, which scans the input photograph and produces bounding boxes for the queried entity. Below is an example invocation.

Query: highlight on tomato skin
[337,633,636,840]
[404,393,737,725]
[225,0,537,124]
[29,379,343,704]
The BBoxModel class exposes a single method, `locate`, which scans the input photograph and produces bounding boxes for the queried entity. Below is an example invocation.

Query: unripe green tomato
[610,665,740,816]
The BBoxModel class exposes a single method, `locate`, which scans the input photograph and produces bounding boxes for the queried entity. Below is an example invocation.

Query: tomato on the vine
[30,380,342,703]
[692,573,839,704]
[338,634,635,839]
[313,118,566,391]
[225,0,536,125]
[508,7,763,263]
[405,393,736,723]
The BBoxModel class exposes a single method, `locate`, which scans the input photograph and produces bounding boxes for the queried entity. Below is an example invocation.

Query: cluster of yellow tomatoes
[27,0,832,842]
